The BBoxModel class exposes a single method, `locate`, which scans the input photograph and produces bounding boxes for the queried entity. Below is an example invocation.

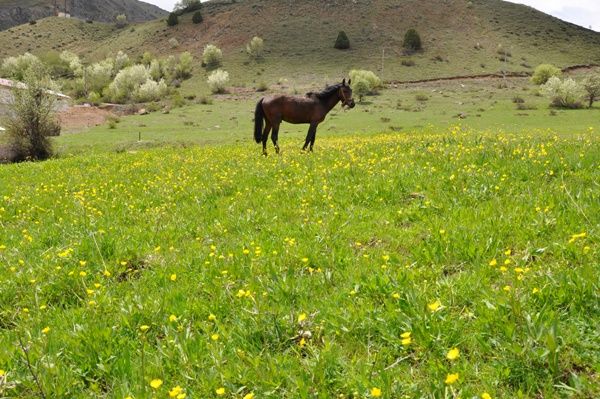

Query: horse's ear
[348,79,352,86]
[342,78,346,86]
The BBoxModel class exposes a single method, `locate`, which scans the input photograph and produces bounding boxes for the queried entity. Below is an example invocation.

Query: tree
[202,44,223,69]
[207,69,229,94]
[334,31,350,50]
[174,0,202,14]
[3,68,59,161]
[349,69,382,101]
[192,11,203,24]
[582,73,600,108]
[246,36,264,60]
[541,77,584,109]
[531,64,561,85]
[167,12,179,27]
[115,14,127,29]
[403,29,422,52]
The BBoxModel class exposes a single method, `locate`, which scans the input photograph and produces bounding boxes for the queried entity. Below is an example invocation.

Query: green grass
[0,128,598,398]
[48,76,600,156]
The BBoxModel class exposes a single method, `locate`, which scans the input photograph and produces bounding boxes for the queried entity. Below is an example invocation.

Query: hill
[0,0,599,88]
[0,0,166,31]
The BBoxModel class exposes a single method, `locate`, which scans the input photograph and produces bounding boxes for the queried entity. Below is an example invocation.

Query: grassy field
[48,75,600,156]
[0,127,598,398]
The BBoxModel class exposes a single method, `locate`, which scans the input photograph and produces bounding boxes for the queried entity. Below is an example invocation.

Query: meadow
[0,126,598,398]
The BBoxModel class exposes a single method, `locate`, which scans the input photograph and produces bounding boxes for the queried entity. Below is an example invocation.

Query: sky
[145,0,600,32]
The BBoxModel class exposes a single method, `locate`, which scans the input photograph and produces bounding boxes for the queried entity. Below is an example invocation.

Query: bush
[2,53,45,81]
[149,59,163,81]
[167,12,179,27]
[531,64,561,85]
[334,31,350,50]
[134,79,168,103]
[192,11,203,24]
[403,29,422,52]
[541,77,584,109]
[116,14,127,28]
[108,65,150,103]
[207,69,229,94]
[203,44,223,68]
[161,55,178,82]
[174,0,202,15]
[60,51,83,78]
[114,51,131,74]
[141,51,154,66]
[175,52,194,80]
[349,69,382,101]
[39,51,70,78]
[246,36,264,60]
[86,59,114,93]
[169,38,180,49]
[582,73,600,108]
[3,69,58,161]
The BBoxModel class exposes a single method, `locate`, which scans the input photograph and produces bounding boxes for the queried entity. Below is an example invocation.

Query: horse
[253,78,355,155]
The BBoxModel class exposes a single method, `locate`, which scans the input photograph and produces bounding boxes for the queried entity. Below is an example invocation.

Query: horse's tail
[254,98,264,143]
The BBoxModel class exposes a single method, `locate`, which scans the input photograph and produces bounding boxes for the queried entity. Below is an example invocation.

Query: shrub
[108,65,150,103]
[169,38,180,49]
[531,64,561,85]
[349,69,382,101]
[40,51,71,78]
[582,73,600,108]
[141,51,154,66]
[161,55,178,82]
[175,0,202,14]
[541,77,584,109]
[192,11,203,24]
[114,51,131,73]
[149,59,163,81]
[2,53,45,81]
[203,44,223,68]
[403,29,422,52]
[175,52,194,80]
[334,31,350,50]
[246,36,264,60]
[207,69,229,94]
[59,51,83,77]
[3,69,58,161]
[116,14,127,28]
[86,59,114,93]
[167,12,179,27]
[134,79,168,103]
[402,59,415,67]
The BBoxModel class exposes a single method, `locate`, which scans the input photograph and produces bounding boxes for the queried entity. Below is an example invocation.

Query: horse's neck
[321,94,340,114]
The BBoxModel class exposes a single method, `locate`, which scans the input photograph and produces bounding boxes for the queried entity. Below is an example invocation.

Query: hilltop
[0,0,599,88]
[0,0,166,31]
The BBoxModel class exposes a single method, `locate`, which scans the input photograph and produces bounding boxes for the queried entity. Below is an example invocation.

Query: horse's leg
[262,121,272,156]
[309,123,319,152]
[302,123,317,151]
[271,123,281,154]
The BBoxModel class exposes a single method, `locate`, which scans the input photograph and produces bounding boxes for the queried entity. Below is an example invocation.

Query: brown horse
[254,79,355,154]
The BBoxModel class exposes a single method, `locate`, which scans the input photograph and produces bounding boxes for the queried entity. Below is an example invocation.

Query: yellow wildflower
[298,313,307,323]
[242,393,255,399]
[444,373,459,384]
[427,300,441,312]
[41,326,50,334]
[446,348,460,360]
[216,387,225,396]
[481,393,492,399]
[208,313,217,321]
[140,325,150,332]
[150,379,163,389]
[211,334,219,341]
[168,386,183,397]
[170,274,177,281]
[370,387,382,397]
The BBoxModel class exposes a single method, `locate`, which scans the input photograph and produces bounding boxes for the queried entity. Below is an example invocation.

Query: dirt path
[58,105,114,133]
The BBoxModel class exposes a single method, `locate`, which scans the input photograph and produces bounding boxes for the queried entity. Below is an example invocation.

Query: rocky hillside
[0,0,166,30]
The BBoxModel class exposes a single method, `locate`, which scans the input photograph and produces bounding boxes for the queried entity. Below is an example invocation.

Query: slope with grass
[0,129,598,398]
[1,0,599,89]
[0,0,166,31]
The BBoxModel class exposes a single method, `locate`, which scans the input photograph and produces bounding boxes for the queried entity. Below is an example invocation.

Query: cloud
[505,0,599,30]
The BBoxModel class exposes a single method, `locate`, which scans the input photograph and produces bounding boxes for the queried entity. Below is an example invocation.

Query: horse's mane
[305,83,342,99]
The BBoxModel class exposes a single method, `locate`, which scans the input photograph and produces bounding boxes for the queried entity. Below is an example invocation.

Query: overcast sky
[145,0,599,32]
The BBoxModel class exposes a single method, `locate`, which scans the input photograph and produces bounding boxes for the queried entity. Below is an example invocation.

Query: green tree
[246,36,264,60]
[167,12,179,27]
[582,73,600,108]
[334,31,350,50]
[403,29,422,52]
[192,11,203,24]
[531,64,561,85]
[115,14,127,29]
[3,68,59,161]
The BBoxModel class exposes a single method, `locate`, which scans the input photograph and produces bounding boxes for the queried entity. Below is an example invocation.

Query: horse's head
[339,79,355,108]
